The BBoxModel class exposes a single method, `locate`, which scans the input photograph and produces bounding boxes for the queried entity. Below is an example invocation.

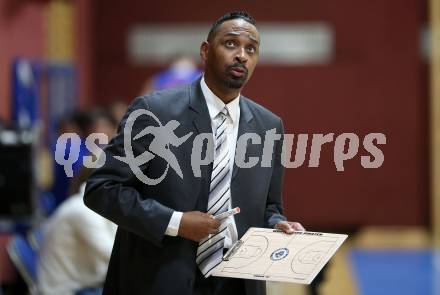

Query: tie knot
[219,107,228,118]
[216,107,229,129]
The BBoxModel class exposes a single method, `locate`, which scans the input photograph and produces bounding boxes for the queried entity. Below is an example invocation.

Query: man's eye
[246,46,256,54]
[225,41,236,47]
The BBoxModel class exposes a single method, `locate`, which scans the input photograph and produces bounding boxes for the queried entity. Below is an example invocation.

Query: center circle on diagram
[270,248,289,261]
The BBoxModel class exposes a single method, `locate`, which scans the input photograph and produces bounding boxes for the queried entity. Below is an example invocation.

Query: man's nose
[235,48,248,64]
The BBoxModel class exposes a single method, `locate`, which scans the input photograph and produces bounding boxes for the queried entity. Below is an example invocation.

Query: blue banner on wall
[11,58,41,129]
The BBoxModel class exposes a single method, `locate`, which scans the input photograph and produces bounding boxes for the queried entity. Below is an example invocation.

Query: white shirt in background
[37,183,117,295]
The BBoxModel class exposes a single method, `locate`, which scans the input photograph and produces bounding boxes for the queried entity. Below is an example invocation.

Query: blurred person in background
[139,56,202,94]
[68,109,118,196]
[84,108,118,143]
[107,100,128,125]
[50,111,91,208]
[37,109,118,295]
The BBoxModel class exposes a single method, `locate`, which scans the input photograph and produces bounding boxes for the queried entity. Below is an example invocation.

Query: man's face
[201,19,260,90]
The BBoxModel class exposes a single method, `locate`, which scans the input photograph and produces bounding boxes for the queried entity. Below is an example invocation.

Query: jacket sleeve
[264,118,288,228]
[84,96,174,247]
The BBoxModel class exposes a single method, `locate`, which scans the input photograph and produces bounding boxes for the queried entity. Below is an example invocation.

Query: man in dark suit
[84,11,304,295]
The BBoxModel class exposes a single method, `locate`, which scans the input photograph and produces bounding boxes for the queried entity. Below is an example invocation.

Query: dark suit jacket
[84,78,287,295]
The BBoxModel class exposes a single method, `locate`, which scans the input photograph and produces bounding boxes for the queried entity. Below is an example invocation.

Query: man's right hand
[178,211,221,242]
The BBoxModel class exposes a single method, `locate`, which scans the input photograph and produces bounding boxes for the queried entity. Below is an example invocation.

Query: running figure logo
[115,109,193,185]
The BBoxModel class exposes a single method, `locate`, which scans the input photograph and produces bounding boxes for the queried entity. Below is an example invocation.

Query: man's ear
[200,41,209,62]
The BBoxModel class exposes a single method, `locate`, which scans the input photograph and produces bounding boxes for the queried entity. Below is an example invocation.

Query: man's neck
[204,75,240,104]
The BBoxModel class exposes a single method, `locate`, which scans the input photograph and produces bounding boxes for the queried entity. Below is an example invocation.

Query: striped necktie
[196,107,231,277]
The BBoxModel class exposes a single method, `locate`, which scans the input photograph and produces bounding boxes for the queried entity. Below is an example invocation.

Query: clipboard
[211,227,347,284]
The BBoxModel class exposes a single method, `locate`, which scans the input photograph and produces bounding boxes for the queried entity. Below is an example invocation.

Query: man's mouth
[229,66,247,78]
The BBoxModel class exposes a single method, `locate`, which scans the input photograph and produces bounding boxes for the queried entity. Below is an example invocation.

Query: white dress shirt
[165,76,240,248]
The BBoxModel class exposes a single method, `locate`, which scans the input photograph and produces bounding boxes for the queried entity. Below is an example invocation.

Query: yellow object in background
[46,0,74,62]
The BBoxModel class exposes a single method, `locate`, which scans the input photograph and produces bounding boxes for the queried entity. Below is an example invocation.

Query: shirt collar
[200,76,240,123]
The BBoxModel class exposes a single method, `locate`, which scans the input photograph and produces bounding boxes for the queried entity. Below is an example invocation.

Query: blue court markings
[349,249,439,295]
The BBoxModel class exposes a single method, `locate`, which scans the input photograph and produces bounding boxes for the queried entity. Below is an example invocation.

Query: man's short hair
[207,11,257,41]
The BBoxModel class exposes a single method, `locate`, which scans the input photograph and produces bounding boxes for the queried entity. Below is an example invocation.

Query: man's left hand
[275,221,305,234]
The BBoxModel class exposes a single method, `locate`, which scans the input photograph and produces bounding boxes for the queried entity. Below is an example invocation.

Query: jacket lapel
[188,78,214,180]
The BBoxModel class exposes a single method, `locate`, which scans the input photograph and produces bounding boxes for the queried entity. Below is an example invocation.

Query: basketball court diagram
[212,227,347,284]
